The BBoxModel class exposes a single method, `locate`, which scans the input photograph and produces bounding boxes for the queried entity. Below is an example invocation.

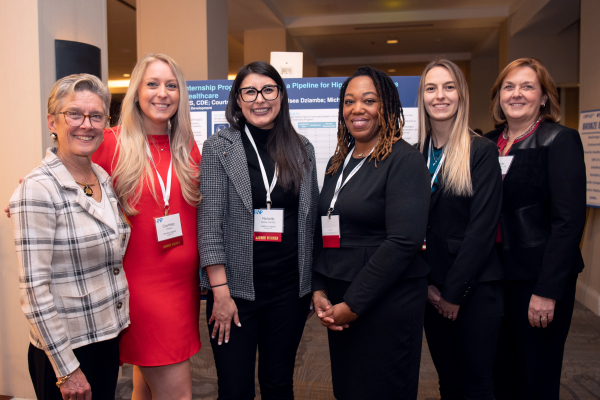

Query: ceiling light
[387,39,398,44]
[123,73,130,78]
[108,80,130,88]
[228,74,237,80]
[388,69,396,73]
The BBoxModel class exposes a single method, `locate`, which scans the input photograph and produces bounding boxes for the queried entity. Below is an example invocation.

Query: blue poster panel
[187,76,420,187]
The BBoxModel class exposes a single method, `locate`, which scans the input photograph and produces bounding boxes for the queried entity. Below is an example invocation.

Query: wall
[577,0,600,316]
[469,54,499,133]
[0,0,108,397]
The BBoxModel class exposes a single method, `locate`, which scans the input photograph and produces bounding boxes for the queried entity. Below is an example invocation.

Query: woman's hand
[209,286,240,345]
[528,294,556,328]
[319,302,357,330]
[427,285,442,309]
[438,296,460,321]
[59,367,91,400]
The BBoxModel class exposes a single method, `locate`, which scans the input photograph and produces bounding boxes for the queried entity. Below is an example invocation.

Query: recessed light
[123,74,130,78]
[387,39,398,44]
[388,69,396,73]
[227,74,237,80]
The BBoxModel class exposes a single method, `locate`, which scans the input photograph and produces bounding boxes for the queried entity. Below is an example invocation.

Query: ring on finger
[447,315,452,319]
[541,316,548,321]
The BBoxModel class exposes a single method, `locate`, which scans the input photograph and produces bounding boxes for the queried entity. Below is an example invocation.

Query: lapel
[43,148,118,231]
[297,138,314,219]
[215,129,253,213]
[422,136,443,212]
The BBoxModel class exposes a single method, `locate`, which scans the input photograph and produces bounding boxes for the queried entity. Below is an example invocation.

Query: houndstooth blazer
[198,127,319,300]
[10,148,131,378]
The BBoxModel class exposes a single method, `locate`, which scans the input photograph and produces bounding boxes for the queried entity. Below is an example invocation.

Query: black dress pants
[494,274,578,400]
[28,336,120,400]
[325,275,428,400]
[424,280,503,400]
[206,269,311,400]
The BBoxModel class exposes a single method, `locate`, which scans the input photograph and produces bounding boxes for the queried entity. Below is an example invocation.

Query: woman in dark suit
[486,58,586,400]
[312,67,431,399]
[199,61,318,399]
[418,59,503,399]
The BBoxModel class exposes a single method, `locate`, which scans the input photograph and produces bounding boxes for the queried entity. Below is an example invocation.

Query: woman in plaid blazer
[10,74,131,400]
[199,61,319,399]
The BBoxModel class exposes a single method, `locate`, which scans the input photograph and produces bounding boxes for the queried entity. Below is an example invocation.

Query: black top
[313,139,431,315]
[240,122,299,275]
[485,121,586,300]
[422,133,504,305]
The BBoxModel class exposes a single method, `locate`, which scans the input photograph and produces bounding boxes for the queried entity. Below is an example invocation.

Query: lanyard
[244,125,277,210]
[146,131,173,215]
[327,145,375,217]
[427,138,445,188]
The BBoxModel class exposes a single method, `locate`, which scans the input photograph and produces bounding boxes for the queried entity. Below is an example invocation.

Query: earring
[50,132,57,139]
[542,103,546,107]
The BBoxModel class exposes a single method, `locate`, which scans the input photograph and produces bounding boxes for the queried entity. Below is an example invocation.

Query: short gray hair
[47,74,111,115]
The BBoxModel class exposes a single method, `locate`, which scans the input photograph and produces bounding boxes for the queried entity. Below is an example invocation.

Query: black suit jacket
[422,133,504,305]
[313,139,431,316]
[485,121,586,300]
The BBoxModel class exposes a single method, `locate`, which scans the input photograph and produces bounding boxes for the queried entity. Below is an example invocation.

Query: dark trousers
[28,336,120,400]
[325,276,428,400]
[206,270,311,400]
[424,280,503,400]
[494,274,578,400]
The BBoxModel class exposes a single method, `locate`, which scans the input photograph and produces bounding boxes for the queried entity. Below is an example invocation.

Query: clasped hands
[312,290,358,331]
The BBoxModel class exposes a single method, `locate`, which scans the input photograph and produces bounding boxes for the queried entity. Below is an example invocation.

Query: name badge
[154,214,184,251]
[321,215,341,248]
[499,156,514,180]
[253,208,284,242]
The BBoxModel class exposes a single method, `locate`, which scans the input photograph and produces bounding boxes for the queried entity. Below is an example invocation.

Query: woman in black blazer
[486,58,586,400]
[312,67,431,399]
[418,59,504,399]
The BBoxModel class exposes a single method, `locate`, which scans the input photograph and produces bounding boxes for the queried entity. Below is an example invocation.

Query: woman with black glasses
[199,61,318,399]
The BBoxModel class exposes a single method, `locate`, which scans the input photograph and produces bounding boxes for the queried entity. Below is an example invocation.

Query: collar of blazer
[42,147,121,227]
[212,127,314,215]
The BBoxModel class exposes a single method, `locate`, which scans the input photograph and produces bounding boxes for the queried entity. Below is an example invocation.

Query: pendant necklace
[74,179,98,197]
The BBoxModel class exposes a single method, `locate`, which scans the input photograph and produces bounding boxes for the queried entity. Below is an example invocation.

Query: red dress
[93,128,201,366]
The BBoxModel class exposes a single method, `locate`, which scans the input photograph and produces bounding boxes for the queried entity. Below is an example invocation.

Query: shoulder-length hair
[226,61,307,195]
[490,58,560,126]
[418,59,473,197]
[111,53,200,216]
[327,66,403,175]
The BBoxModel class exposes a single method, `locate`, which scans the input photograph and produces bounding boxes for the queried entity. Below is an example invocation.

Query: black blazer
[422,133,504,305]
[485,121,586,300]
[313,139,431,315]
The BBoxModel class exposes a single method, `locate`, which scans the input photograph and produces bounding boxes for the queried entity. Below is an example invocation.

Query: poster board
[580,109,600,207]
[187,76,420,187]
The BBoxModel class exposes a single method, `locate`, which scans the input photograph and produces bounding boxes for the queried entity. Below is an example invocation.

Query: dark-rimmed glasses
[57,111,110,129]
[238,85,281,102]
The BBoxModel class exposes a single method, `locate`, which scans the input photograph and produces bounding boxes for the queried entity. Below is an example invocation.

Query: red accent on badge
[421,241,426,251]
[254,232,282,242]
[323,235,341,248]
[158,236,184,251]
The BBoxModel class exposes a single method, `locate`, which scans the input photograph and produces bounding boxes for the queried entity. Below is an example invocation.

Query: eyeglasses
[57,111,110,129]
[238,85,281,102]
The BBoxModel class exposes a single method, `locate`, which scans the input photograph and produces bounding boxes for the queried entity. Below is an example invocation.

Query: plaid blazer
[199,127,319,300]
[10,148,131,378]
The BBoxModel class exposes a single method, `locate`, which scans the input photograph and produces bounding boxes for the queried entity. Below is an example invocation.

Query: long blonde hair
[418,59,473,197]
[111,53,200,215]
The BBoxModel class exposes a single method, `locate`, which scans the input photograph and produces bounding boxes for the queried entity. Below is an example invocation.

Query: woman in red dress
[93,53,201,400]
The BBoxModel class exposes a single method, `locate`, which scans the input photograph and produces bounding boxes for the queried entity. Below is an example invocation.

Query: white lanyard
[146,131,173,215]
[327,145,375,217]
[427,138,445,188]
[244,125,277,210]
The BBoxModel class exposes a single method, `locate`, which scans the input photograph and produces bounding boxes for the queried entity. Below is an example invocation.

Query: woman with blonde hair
[93,53,202,399]
[418,59,503,399]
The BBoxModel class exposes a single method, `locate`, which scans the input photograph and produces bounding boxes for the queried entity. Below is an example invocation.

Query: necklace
[149,135,169,152]
[430,144,444,165]
[502,116,543,141]
[74,179,98,197]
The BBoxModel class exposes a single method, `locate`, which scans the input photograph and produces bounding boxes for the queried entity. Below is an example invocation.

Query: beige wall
[244,28,287,65]
[469,54,499,133]
[137,0,228,80]
[577,0,600,316]
[0,0,108,397]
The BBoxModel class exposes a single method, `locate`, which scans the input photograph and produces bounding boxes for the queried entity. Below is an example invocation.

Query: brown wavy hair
[490,58,560,126]
[327,67,403,175]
